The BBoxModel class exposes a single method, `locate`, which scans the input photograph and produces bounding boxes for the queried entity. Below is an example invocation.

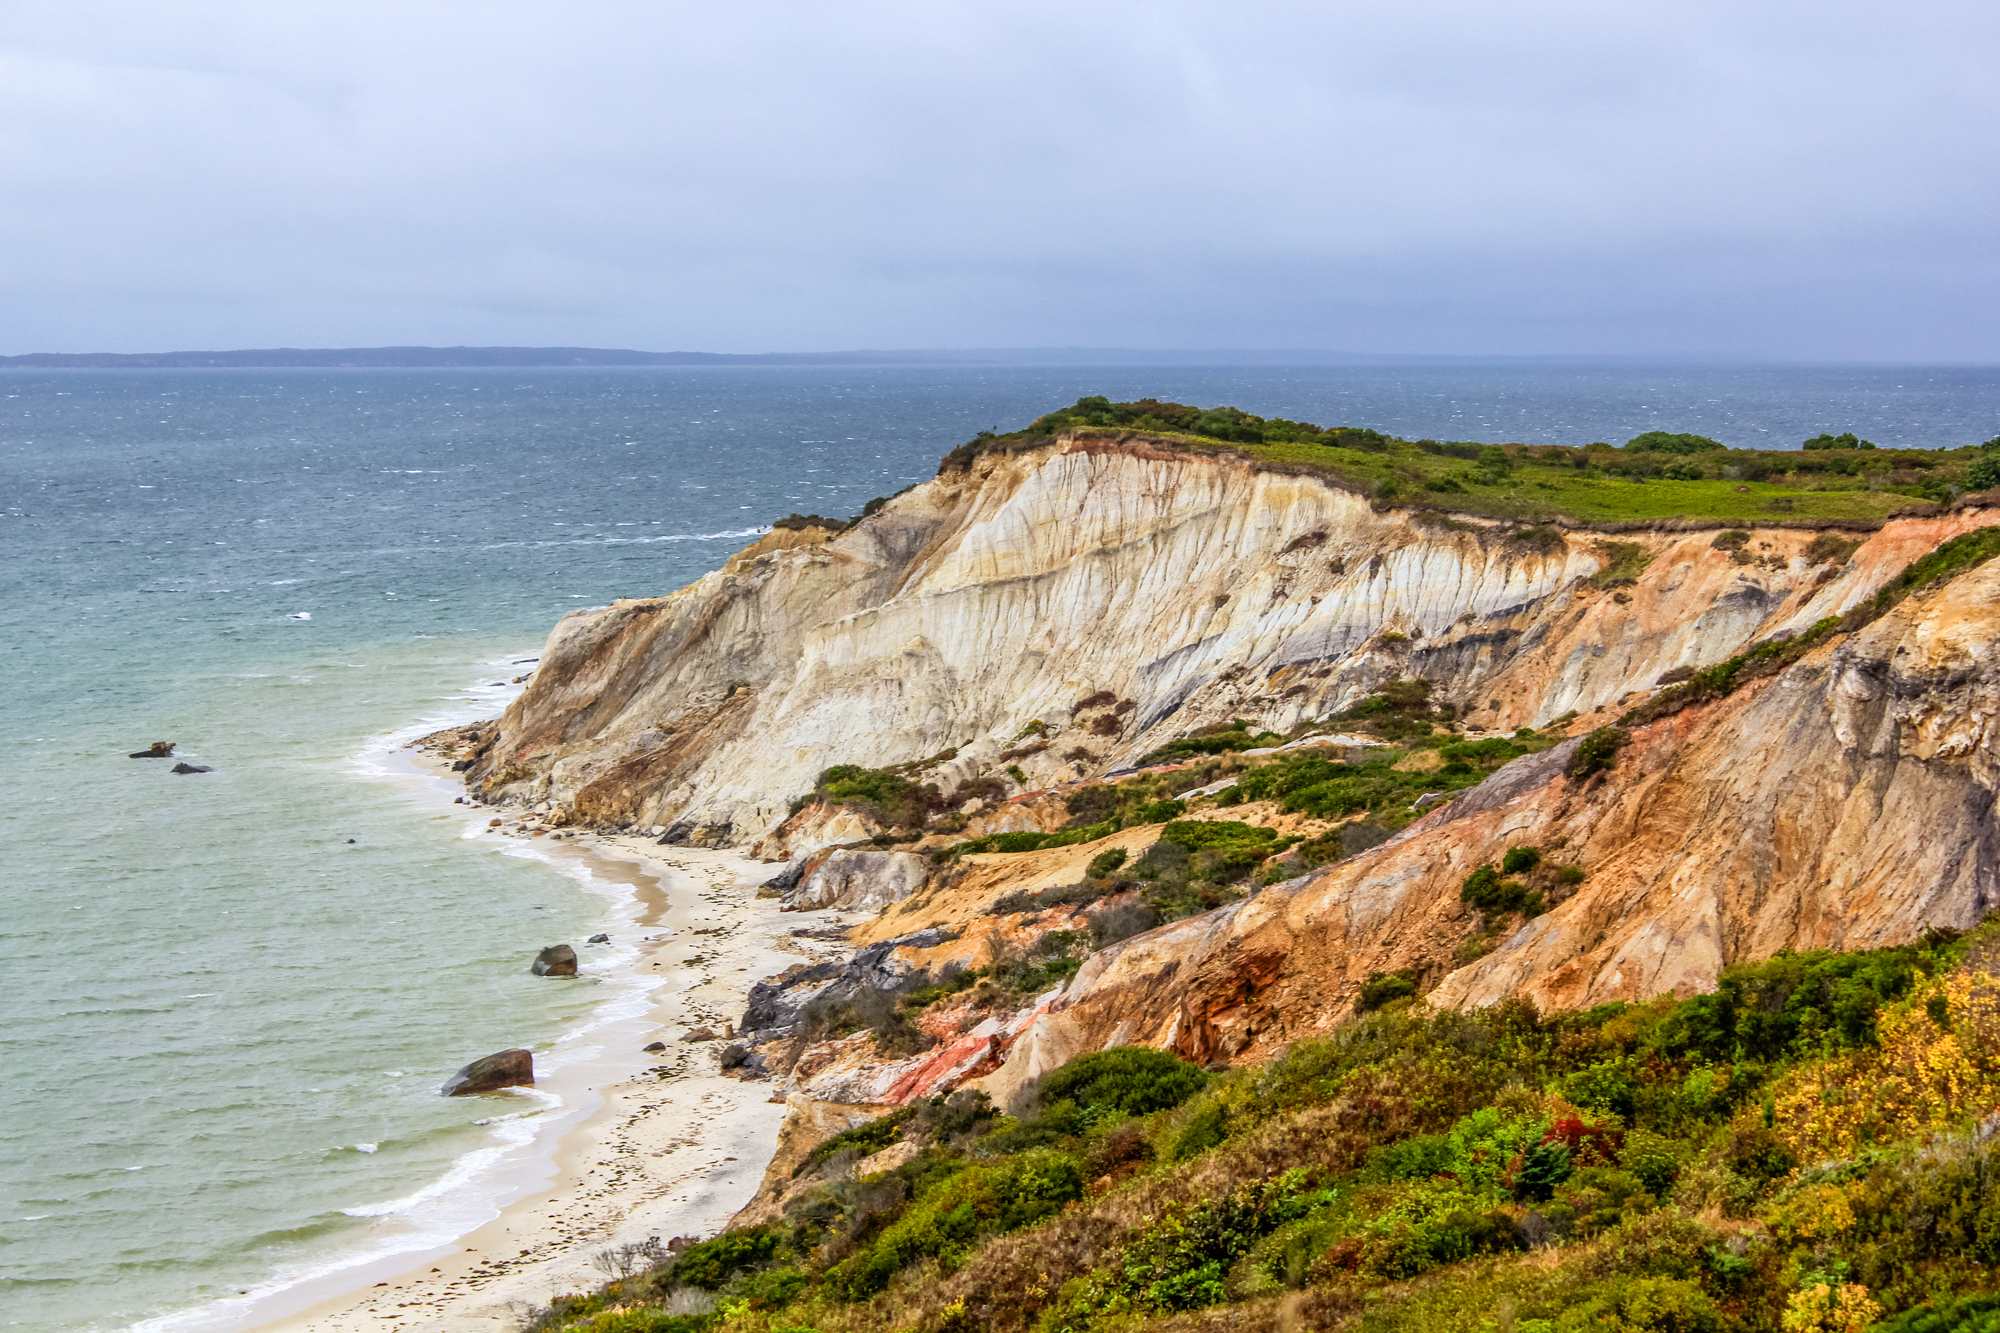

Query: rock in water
[586,933,610,944]
[440,1048,534,1095]
[170,762,213,774]
[129,742,175,758]
[530,944,578,976]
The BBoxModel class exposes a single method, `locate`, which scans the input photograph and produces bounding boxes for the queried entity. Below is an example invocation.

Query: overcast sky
[2,1,1995,359]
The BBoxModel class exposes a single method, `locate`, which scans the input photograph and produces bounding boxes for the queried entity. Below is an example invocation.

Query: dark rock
[440,1048,534,1096]
[586,933,610,944]
[759,858,811,893]
[451,759,472,771]
[170,762,213,774]
[530,944,578,977]
[736,928,948,1033]
[642,1041,667,1052]
[129,742,176,758]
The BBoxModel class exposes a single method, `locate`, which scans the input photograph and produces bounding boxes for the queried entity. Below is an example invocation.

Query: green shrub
[1626,430,1727,455]
[1536,1274,1724,1333]
[1460,864,1543,920]
[1870,1293,2000,1332]
[816,764,945,829]
[1172,1103,1231,1161]
[797,1109,911,1176]
[1356,969,1420,1013]
[830,1148,1083,1297]
[1590,541,1654,588]
[1566,726,1628,780]
[1038,1047,1209,1118]
[1502,845,1542,874]
[1085,847,1128,878]
[1069,1172,1333,1315]
[669,1225,779,1288]
[1516,1140,1574,1201]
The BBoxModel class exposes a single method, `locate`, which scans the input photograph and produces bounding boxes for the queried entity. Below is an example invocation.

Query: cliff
[471,433,1966,848]
[491,427,2000,1333]
[457,427,2000,1107]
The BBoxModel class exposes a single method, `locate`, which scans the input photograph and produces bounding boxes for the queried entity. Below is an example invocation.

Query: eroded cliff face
[961,558,2000,1106]
[456,432,2000,1205]
[471,435,1960,849]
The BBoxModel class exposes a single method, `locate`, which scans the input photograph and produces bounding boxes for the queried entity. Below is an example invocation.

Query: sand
[249,832,840,1333]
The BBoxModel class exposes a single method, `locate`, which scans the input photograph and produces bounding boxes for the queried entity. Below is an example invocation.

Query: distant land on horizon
[0,345,1765,370]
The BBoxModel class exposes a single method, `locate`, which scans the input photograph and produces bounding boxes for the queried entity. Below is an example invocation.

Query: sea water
[4,362,1998,1332]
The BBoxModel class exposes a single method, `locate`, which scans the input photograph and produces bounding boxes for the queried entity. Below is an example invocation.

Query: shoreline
[226,763,837,1331]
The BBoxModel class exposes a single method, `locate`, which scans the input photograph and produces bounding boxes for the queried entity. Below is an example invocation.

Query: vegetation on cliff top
[521,923,2000,1333]
[934,395,2000,527]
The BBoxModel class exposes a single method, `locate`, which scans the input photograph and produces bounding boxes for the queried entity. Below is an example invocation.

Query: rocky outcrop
[440,1048,534,1095]
[129,742,174,758]
[472,436,1977,844]
[783,849,929,912]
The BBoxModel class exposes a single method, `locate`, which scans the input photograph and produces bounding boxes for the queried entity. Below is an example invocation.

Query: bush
[1516,1140,1574,1201]
[1591,541,1654,588]
[1626,431,1727,455]
[1085,847,1128,879]
[816,763,945,829]
[1804,531,1862,566]
[1870,1293,2000,1332]
[1357,969,1420,1012]
[668,1226,779,1288]
[1460,864,1543,921]
[1537,1274,1724,1332]
[1502,844,1542,874]
[1172,1103,1231,1160]
[1038,1047,1209,1117]
[830,1148,1084,1297]
[1567,726,1628,780]
[1087,898,1161,947]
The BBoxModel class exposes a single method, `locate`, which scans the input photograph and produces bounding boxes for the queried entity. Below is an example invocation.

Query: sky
[1,1,1996,360]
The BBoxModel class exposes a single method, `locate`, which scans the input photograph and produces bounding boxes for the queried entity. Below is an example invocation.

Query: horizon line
[4,344,1994,370]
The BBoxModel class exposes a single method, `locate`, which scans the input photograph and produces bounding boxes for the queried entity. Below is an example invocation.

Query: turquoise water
[4,363,1998,1332]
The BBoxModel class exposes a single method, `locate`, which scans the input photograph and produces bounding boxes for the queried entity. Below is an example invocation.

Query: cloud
[2,0,1995,357]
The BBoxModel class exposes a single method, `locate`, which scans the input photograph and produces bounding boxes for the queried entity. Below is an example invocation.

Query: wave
[477,525,767,551]
[116,668,674,1332]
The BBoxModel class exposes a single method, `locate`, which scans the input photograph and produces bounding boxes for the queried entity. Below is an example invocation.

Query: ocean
[4,361,1999,1332]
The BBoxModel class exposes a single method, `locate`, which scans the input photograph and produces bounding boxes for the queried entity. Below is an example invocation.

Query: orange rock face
[458,434,2000,1123]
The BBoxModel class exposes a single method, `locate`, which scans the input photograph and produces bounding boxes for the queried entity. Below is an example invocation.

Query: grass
[519,922,2000,1333]
[934,395,1994,528]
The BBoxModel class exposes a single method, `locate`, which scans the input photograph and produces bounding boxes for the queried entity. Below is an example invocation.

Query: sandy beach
[248,828,843,1333]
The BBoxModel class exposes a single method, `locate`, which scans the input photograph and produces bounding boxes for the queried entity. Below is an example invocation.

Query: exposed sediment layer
[472,435,1979,851]
[453,434,2000,1183]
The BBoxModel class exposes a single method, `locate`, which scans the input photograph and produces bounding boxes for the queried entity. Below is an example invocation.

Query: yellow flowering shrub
[1780,1282,1881,1333]
[1764,971,2000,1164]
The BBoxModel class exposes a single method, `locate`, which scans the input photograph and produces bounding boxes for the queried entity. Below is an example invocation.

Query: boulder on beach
[681,1026,717,1043]
[530,944,578,977]
[440,1048,534,1096]
[170,762,213,774]
[129,742,175,758]
[642,1040,666,1052]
